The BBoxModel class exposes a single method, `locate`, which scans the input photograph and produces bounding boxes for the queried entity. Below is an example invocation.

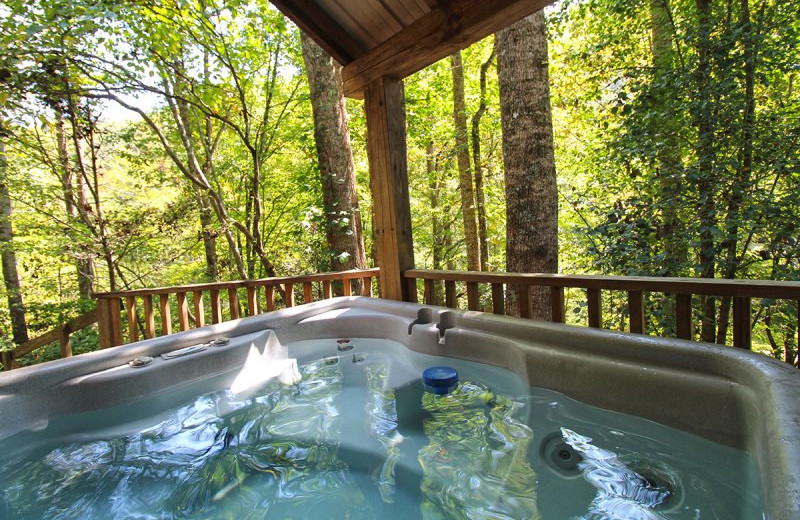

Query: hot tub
[0,297,797,519]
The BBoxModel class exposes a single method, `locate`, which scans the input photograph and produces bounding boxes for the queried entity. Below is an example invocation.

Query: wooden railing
[1,309,99,371]
[94,269,380,349]
[403,269,800,351]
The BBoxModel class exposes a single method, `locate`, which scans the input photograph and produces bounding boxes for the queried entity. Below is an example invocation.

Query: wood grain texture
[126,296,139,342]
[177,292,190,331]
[587,288,601,328]
[160,294,172,335]
[342,0,552,96]
[365,77,415,300]
[270,0,365,64]
[628,290,644,334]
[143,296,155,339]
[732,296,751,349]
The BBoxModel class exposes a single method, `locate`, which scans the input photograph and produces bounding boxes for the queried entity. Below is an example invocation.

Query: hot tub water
[0,338,764,519]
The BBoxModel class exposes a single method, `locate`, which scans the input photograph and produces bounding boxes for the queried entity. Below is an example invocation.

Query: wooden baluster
[518,286,532,319]
[628,291,645,334]
[126,295,139,342]
[732,296,752,349]
[404,277,417,303]
[210,289,222,324]
[247,286,258,315]
[143,295,156,339]
[176,292,190,331]
[228,288,240,319]
[323,280,332,299]
[59,325,72,358]
[285,284,294,307]
[491,283,504,315]
[587,288,601,328]
[341,279,351,297]
[362,277,373,297]
[676,294,692,340]
[1,350,12,371]
[110,298,123,347]
[98,297,123,348]
[466,282,480,311]
[303,282,313,303]
[424,279,435,305]
[193,291,205,328]
[265,285,275,311]
[550,287,565,323]
[445,280,456,308]
[159,294,172,335]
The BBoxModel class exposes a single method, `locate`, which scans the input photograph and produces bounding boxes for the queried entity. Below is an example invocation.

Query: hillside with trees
[0,0,797,366]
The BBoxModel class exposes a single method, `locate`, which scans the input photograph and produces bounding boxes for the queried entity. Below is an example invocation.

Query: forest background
[0,0,798,366]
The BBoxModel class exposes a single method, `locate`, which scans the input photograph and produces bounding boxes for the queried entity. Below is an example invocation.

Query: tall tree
[450,51,481,272]
[301,34,367,274]
[693,0,718,342]
[496,12,558,319]
[471,48,495,271]
[0,137,28,345]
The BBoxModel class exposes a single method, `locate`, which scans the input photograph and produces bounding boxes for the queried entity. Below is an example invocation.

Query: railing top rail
[12,309,99,359]
[404,269,800,300]
[94,268,380,299]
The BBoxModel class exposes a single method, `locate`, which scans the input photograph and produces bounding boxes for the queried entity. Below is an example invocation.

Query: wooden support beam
[362,277,374,297]
[628,291,645,334]
[364,77,414,301]
[343,0,551,97]
[323,280,332,300]
[676,293,692,340]
[342,279,352,297]
[550,287,565,323]
[303,282,313,303]
[159,294,172,335]
[404,277,417,303]
[732,296,752,349]
[587,288,601,328]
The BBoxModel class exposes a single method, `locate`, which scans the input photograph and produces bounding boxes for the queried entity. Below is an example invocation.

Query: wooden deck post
[364,76,414,301]
[97,297,122,349]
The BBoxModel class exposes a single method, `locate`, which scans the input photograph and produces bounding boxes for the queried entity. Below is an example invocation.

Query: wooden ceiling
[270,0,553,98]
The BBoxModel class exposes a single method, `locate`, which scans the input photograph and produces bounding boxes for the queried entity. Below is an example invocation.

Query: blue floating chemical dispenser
[423,366,459,395]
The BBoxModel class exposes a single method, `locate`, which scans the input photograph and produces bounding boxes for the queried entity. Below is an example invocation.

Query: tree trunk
[472,48,495,271]
[301,34,367,279]
[649,0,683,335]
[55,112,94,298]
[0,140,29,345]
[717,0,756,344]
[450,51,481,272]
[694,0,717,342]
[496,12,559,320]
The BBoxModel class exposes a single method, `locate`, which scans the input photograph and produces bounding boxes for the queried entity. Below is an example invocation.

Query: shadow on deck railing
[1,269,379,371]
[403,269,800,361]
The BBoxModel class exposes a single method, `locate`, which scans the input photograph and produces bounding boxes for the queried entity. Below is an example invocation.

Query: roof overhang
[270,0,554,98]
